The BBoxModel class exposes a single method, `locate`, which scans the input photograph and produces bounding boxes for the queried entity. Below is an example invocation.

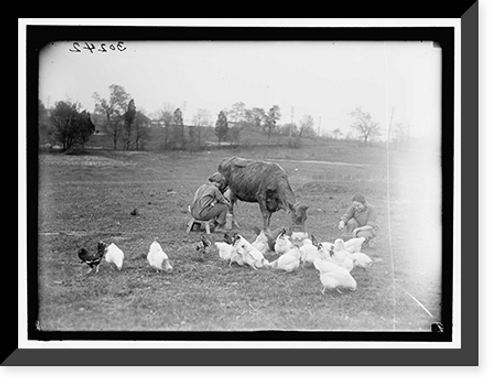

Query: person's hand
[338,220,345,230]
[352,227,360,236]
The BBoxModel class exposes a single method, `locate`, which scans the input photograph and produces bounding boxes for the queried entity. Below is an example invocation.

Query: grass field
[37,138,442,332]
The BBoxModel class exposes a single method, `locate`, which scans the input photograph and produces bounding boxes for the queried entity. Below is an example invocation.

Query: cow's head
[290,203,309,226]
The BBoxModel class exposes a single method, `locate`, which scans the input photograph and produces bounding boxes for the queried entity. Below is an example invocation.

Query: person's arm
[211,186,231,206]
[352,224,375,236]
[338,206,355,229]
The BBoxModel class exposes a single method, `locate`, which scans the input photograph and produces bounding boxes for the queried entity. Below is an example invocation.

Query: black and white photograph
[33,32,448,335]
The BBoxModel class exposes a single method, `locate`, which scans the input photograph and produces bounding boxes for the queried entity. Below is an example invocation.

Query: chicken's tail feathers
[161,259,173,272]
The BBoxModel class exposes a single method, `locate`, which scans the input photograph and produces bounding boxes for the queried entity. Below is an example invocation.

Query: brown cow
[217,156,307,232]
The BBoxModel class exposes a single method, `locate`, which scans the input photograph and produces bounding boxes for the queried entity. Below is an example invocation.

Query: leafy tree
[350,106,381,145]
[263,105,281,141]
[133,110,151,150]
[122,99,137,150]
[38,100,53,147]
[74,110,95,149]
[50,101,95,151]
[214,111,229,146]
[172,108,185,150]
[246,107,266,128]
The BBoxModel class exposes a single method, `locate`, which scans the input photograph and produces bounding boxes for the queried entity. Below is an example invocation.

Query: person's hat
[352,193,366,204]
[208,172,226,184]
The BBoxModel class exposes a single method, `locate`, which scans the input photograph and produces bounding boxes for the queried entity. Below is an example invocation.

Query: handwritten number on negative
[69,42,127,53]
[69,42,81,53]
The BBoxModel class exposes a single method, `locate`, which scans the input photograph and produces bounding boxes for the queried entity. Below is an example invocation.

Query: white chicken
[290,232,311,247]
[268,245,301,272]
[330,239,355,272]
[105,243,124,270]
[147,240,173,273]
[299,243,320,266]
[228,245,246,267]
[351,252,373,269]
[214,242,234,262]
[239,244,267,270]
[313,255,357,294]
[251,230,270,256]
[233,234,266,269]
[343,236,366,254]
[274,230,292,255]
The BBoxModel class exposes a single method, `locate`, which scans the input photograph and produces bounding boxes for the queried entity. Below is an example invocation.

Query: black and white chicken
[195,235,212,260]
[78,241,106,274]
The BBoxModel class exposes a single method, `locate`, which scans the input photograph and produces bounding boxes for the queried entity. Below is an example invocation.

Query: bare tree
[228,102,247,123]
[93,84,131,150]
[332,128,343,140]
[391,122,411,149]
[190,109,213,150]
[349,106,381,145]
[299,114,315,138]
[156,104,175,150]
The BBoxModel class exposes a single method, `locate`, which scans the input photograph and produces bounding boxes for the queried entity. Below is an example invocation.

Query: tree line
[39,83,408,152]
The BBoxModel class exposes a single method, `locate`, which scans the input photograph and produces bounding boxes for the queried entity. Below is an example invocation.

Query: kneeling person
[338,193,377,246]
[190,172,231,232]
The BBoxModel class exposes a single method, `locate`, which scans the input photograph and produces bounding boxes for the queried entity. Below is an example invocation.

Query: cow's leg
[265,212,273,231]
[258,203,272,232]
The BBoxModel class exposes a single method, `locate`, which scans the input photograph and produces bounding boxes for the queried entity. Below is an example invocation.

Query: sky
[39,39,441,139]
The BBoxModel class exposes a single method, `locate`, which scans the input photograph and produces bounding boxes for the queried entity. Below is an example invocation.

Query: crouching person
[338,193,378,247]
[190,172,231,232]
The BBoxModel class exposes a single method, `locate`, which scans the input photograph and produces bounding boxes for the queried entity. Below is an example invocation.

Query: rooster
[78,241,106,274]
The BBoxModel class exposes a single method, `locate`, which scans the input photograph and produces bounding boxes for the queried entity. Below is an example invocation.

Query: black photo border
[5,9,479,365]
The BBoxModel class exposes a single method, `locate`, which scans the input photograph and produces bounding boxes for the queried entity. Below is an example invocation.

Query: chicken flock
[77,228,376,295]
[211,229,373,294]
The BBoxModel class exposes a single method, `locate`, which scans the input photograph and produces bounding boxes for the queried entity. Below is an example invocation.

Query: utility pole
[289,106,294,137]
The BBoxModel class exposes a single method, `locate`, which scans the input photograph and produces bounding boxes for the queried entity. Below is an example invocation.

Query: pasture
[37,140,442,332]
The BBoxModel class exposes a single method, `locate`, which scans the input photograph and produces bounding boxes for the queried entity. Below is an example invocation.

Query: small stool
[186,218,211,234]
